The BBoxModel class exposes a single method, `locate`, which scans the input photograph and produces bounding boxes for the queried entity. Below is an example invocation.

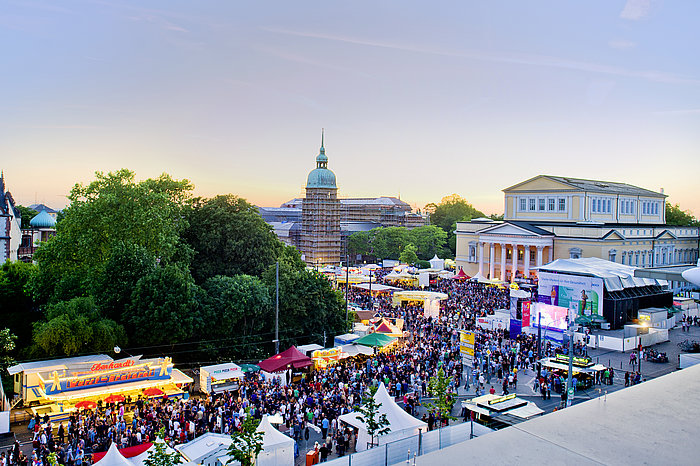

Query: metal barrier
[324,421,492,466]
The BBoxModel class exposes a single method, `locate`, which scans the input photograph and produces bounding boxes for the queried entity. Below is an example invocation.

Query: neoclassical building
[455,175,699,281]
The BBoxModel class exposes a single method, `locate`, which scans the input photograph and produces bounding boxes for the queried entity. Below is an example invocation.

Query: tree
[226,410,263,466]
[372,227,411,260]
[399,243,418,265]
[0,261,39,347]
[31,297,126,357]
[200,275,272,360]
[0,328,17,375]
[144,428,183,466]
[33,169,193,302]
[409,225,447,260]
[355,385,390,449]
[183,195,283,283]
[666,202,699,226]
[126,265,202,347]
[16,205,38,229]
[425,194,484,257]
[425,367,456,425]
[348,231,371,259]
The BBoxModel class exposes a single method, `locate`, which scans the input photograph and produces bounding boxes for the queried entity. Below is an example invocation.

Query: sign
[522,301,531,327]
[39,357,173,396]
[459,331,475,366]
[554,354,593,368]
[567,387,574,407]
[537,272,603,316]
[487,393,516,405]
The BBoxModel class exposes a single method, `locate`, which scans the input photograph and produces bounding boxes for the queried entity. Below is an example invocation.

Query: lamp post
[345,252,350,332]
[368,269,373,309]
[537,311,542,378]
[565,314,574,408]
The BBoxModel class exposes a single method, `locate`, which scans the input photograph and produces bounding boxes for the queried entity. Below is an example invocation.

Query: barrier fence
[324,421,492,466]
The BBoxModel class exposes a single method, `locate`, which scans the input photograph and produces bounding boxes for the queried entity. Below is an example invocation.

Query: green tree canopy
[125,265,202,347]
[31,297,126,357]
[355,385,391,449]
[226,410,263,466]
[183,195,283,283]
[399,243,418,264]
[0,261,39,345]
[33,169,193,302]
[409,225,447,260]
[425,367,456,424]
[666,202,699,226]
[16,205,38,229]
[425,194,484,257]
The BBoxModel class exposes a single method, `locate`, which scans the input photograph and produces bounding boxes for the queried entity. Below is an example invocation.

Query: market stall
[392,291,448,318]
[539,355,607,390]
[461,393,543,429]
[199,362,244,394]
[8,355,192,422]
[353,333,397,349]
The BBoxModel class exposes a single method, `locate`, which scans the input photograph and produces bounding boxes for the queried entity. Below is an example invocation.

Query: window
[569,247,582,259]
[548,198,555,211]
[607,199,611,213]
[518,249,524,260]
[609,250,617,262]
[529,198,536,211]
[635,253,640,266]
[558,198,566,211]
[631,201,636,215]
[520,198,527,212]
[592,200,596,213]
[597,199,602,212]
[538,198,545,211]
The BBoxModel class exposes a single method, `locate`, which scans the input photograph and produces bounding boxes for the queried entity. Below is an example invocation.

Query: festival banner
[537,272,603,316]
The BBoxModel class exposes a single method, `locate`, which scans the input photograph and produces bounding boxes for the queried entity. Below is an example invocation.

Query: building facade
[18,209,57,262]
[0,173,22,263]
[455,175,700,280]
[299,133,341,266]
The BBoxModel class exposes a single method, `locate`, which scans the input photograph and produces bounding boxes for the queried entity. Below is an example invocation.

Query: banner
[522,301,531,327]
[459,331,475,366]
[509,319,522,339]
[537,272,603,316]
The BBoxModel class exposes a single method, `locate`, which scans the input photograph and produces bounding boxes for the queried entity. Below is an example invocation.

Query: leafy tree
[399,243,418,265]
[144,428,183,466]
[0,261,39,346]
[92,242,157,321]
[16,205,38,229]
[425,367,456,424]
[201,275,272,359]
[489,213,504,221]
[372,227,411,260]
[347,231,371,259]
[183,195,283,283]
[31,297,126,357]
[33,169,193,301]
[425,194,484,257]
[0,329,17,375]
[355,385,390,449]
[126,265,202,347]
[409,225,447,260]
[226,410,264,466]
[666,202,699,226]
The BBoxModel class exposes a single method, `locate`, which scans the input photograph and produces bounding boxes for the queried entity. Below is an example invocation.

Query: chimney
[660,188,664,194]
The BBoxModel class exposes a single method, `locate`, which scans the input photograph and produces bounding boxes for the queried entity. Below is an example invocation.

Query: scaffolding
[301,186,341,266]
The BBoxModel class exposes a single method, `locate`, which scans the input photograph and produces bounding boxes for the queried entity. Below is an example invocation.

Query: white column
[548,245,554,263]
[478,241,485,276]
[500,243,507,282]
[523,245,531,278]
[536,246,544,268]
[511,244,518,282]
[489,242,496,279]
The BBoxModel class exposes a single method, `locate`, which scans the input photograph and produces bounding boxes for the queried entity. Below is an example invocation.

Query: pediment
[656,230,677,240]
[504,175,576,193]
[602,230,626,241]
[480,223,539,236]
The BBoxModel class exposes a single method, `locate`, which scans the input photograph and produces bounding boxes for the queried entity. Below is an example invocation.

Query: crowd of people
[13,266,629,466]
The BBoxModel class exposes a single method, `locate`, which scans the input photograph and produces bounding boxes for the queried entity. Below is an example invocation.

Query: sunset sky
[2,0,698,217]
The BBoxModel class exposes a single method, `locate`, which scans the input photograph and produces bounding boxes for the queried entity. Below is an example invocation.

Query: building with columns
[455,175,700,281]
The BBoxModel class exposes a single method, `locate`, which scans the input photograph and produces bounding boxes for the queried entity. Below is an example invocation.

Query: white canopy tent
[254,415,295,466]
[536,257,668,291]
[339,383,427,451]
[429,255,445,270]
[95,444,136,466]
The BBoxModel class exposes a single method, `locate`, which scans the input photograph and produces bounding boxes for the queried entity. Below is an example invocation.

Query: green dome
[306,131,336,189]
[30,210,56,228]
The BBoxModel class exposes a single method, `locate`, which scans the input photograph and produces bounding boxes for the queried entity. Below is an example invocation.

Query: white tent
[429,254,445,270]
[255,415,295,466]
[339,383,427,451]
[95,444,135,466]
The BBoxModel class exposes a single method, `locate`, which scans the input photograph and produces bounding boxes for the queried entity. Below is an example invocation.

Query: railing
[324,421,492,466]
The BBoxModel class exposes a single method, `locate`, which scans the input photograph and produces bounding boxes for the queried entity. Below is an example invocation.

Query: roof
[28,203,58,213]
[256,415,294,449]
[30,209,57,228]
[416,363,700,465]
[7,354,112,375]
[353,333,396,347]
[506,221,556,236]
[504,175,666,198]
[537,257,667,291]
[94,443,135,466]
[176,433,232,463]
[339,383,427,433]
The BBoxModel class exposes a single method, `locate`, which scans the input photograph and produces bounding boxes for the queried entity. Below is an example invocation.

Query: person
[319,443,328,463]
[624,371,630,387]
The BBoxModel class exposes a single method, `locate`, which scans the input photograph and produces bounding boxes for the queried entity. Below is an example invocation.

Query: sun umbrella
[143,387,164,396]
[239,364,260,373]
[104,394,125,403]
[590,314,606,322]
[574,315,592,325]
[75,400,97,410]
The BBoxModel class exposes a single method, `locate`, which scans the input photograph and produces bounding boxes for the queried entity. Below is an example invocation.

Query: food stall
[461,393,543,429]
[199,363,244,394]
[7,354,192,422]
[539,354,607,390]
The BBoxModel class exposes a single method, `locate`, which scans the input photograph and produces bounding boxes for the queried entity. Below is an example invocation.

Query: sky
[1,0,699,217]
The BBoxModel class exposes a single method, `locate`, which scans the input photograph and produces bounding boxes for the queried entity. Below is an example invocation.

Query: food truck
[7,354,192,422]
[199,363,244,394]
[539,354,607,390]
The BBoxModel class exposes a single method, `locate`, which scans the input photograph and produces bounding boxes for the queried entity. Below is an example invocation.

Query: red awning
[92,443,152,462]
[453,269,470,280]
[258,346,312,373]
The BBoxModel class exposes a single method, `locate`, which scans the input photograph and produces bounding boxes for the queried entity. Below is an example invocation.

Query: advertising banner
[522,301,531,328]
[537,272,603,316]
[509,319,522,339]
[459,331,475,367]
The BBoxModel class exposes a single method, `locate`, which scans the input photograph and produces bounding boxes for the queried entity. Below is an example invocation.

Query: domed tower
[301,130,341,266]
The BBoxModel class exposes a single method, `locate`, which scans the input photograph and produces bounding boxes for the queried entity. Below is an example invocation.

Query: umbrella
[590,314,606,322]
[239,364,260,373]
[143,387,164,396]
[104,394,125,403]
[575,315,592,325]
[75,400,97,410]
